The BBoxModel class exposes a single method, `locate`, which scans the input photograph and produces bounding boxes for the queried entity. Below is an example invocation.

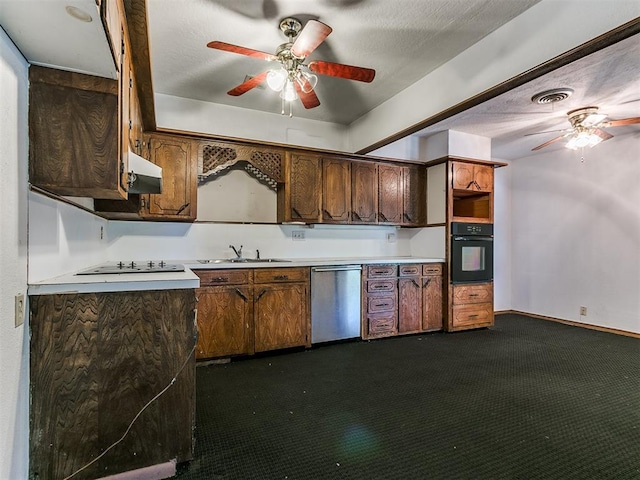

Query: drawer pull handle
[274,275,289,280]
[378,303,390,307]
[468,314,479,318]
[469,294,479,297]
[374,285,388,289]
[410,279,420,288]
[213,277,228,283]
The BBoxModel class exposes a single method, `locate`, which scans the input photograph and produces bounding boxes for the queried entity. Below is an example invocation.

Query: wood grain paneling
[322,158,351,222]
[351,161,378,223]
[366,279,396,293]
[452,283,493,305]
[30,290,196,479]
[366,265,397,278]
[378,164,403,224]
[423,275,443,331]
[196,269,252,286]
[399,277,422,333]
[254,267,309,284]
[402,165,427,226]
[254,283,308,352]
[287,153,322,222]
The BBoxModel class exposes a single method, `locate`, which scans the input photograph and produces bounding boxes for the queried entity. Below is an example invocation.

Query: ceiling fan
[529,106,640,151]
[207,17,376,115]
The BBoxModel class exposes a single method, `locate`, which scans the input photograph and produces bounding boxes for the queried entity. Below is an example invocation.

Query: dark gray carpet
[175,314,640,479]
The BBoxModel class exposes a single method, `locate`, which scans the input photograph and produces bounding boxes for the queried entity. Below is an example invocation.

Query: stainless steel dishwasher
[311,265,362,343]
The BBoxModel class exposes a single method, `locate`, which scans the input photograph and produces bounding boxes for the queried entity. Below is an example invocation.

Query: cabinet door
[473,164,494,192]
[378,164,403,224]
[451,162,475,190]
[398,277,422,334]
[289,154,322,222]
[195,286,252,359]
[322,158,351,222]
[422,275,443,331]
[402,165,426,225]
[351,161,378,223]
[254,283,309,352]
[146,135,197,220]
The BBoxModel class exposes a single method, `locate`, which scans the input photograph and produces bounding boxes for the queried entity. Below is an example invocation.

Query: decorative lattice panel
[249,151,283,183]
[201,145,238,176]
[244,163,278,190]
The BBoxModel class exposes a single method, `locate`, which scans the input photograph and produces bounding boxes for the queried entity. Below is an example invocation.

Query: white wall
[106,221,417,262]
[510,134,640,333]
[28,192,108,282]
[155,93,349,151]
[0,27,29,480]
[493,161,512,311]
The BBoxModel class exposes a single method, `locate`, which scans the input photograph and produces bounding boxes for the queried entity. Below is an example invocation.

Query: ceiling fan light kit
[529,105,639,152]
[207,16,375,116]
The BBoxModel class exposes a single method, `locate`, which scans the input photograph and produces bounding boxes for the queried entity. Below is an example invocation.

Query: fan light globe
[267,69,287,92]
[566,131,603,150]
[280,80,298,102]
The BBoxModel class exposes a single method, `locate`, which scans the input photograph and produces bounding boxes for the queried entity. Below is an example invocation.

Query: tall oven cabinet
[426,157,505,332]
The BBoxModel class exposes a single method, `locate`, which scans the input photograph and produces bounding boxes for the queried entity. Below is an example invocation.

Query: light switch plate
[15,293,25,327]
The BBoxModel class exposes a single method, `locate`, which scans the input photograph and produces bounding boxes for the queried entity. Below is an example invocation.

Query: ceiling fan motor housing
[279,17,302,40]
[567,106,600,128]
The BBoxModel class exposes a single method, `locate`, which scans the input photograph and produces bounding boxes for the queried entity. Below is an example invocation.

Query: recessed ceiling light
[65,5,93,23]
[531,88,574,105]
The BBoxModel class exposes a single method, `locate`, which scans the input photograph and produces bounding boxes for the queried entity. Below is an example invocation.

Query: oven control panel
[451,222,493,236]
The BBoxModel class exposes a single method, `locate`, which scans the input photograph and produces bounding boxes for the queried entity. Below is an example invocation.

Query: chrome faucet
[229,244,243,259]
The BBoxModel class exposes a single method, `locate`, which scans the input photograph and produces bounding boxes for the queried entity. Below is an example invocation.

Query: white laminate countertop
[27,257,445,295]
[182,256,445,270]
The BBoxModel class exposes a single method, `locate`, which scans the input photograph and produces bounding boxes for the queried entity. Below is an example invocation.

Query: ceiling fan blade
[524,128,571,137]
[593,128,614,141]
[227,71,269,96]
[207,41,277,62]
[605,117,640,127]
[290,20,332,58]
[531,135,566,151]
[294,80,320,109]
[308,60,376,83]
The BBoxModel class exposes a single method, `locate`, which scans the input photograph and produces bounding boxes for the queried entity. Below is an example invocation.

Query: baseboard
[495,310,640,339]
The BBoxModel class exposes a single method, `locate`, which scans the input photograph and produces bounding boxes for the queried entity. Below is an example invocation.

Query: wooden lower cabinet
[449,282,494,331]
[195,267,310,360]
[363,263,444,340]
[29,289,196,480]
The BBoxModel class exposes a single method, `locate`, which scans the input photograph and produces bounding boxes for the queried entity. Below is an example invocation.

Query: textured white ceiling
[147,0,541,125]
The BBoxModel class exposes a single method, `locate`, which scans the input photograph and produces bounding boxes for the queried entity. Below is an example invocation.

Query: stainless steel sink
[198,258,291,264]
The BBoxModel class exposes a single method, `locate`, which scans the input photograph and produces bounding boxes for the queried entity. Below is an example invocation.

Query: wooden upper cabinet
[278,153,322,223]
[28,66,125,199]
[143,134,197,220]
[402,165,427,226]
[378,164,403,224]
[451,161,493,192]
[322,158,351,223]
[351,161,378,224]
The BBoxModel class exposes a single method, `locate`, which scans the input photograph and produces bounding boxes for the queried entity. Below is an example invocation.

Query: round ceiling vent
[531,88,574,105]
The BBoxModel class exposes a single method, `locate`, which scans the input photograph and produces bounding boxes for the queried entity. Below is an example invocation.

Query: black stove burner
[76,261,185,275]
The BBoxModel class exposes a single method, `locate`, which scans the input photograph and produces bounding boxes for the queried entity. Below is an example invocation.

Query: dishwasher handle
[312,265,362,272]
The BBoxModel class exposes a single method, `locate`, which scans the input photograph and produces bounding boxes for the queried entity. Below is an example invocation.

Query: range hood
[127,150,162,194]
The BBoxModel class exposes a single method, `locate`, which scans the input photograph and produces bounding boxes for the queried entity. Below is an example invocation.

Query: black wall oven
[451,222,493,284]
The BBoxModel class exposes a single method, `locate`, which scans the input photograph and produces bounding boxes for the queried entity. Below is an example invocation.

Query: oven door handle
[453,236,493,241]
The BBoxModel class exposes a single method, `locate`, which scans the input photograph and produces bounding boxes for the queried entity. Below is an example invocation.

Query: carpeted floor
[175,314,640,480]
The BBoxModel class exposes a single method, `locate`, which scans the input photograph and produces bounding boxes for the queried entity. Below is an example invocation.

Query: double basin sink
[198,258,291,264]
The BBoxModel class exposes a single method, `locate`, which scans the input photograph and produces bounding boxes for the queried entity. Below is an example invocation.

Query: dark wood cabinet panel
[422,275,443,331]
[322,158,351,222]
[399,277,422,334]
[29,66,124,199]
[254,283,309,352]
[29,290,196,480]
[196,286,253,359]
[378,164,403,224]
[351,161,378,223]
[473,164,494,192]
[280,153,322,222]
[402,165,427,226]
[449,282,494,331]
[145,135,196,220]
[451,162,475,190]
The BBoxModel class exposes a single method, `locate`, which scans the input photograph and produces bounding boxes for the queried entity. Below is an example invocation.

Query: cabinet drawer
[422,263,443,276]
[452,283,493,304]
[399,264,421,276]
[452,303,493,327]
[365,265,397,278]
[254,267,309,284]
[196,269,251,286]
[367,279,396,293]
[367,312,398,336]
[366,294,397,313]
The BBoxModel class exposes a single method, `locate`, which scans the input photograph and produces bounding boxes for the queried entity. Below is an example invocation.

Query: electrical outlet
[15,293,25,327]
[580,306,587,316]
[387,233,397,243]
[292,230,305,241]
